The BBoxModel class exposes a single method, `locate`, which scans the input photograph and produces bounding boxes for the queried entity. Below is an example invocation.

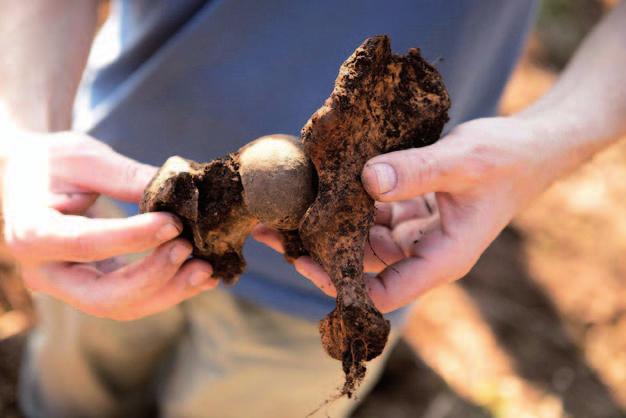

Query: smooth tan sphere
[238,135,316,230]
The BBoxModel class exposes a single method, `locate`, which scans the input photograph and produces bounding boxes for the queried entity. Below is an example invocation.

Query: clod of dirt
[141,35,449,397]
[141,155,256,284]
[140,135,316,284]
[298,35,450,395]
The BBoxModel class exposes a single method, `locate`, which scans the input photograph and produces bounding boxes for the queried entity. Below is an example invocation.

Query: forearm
[0,1,99,133]
[517,2,626,175]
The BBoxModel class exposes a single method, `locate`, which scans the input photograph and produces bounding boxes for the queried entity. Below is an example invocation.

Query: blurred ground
[1,1,625,417]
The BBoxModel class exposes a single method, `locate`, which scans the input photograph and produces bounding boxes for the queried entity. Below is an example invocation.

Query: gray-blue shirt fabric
[76,0,537,322]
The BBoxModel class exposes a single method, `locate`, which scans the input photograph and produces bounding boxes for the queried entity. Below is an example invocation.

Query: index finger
[5,209,183,263]
[55,145,158,203]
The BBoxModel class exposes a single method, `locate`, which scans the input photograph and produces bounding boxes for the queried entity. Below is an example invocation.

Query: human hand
[255,115,566,312]
[2,132,216,320]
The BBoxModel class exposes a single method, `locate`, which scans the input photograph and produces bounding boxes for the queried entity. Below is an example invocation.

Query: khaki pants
[20,289,395,418]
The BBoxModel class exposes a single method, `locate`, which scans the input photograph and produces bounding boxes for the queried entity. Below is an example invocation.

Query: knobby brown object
[297,36,450,394]
[140,35,450,395]
[141,136,315,284]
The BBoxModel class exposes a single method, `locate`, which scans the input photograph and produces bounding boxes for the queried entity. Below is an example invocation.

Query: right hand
[255,116,566,313]
[2,131,216,320]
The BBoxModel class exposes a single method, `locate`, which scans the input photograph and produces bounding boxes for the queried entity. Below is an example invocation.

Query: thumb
[56,136,158,203]
[361,140,460,202]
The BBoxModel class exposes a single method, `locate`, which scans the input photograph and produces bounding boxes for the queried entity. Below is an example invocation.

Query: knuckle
[123,162,140,185]
[461,143,503,184]
[401,150,439,191]
[116,269,162,296]
[68,231,95,261]
[4,224,38,259]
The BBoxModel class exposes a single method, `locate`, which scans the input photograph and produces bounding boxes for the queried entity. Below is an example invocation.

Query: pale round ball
[238,135,315,230]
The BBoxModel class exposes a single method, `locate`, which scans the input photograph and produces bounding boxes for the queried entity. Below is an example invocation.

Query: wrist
[0,93,72,133]
[511,103,616,182]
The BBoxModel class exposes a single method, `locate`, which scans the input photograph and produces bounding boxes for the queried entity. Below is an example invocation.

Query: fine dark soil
[141,156,257,284]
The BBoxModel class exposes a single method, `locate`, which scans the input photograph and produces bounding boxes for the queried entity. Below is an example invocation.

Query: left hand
[254,115,568,313]
[2,132,216,320]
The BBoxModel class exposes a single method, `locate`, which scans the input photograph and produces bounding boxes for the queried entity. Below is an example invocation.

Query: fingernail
[188,271,211,287]
[369,163,397,194]
[157,223,181,241]
[169,243,190,264]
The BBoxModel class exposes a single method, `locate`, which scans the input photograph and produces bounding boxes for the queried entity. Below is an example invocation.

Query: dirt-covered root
[140,35,450,395]
[140,135,316,284]
[140,155,256,284]
[320,285,390,396]
[298,35,450,395]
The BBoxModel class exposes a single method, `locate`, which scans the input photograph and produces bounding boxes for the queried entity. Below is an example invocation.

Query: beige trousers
[20,289,395,418]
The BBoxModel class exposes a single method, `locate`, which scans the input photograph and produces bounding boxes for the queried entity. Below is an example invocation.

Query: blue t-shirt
[75,0,537,322]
